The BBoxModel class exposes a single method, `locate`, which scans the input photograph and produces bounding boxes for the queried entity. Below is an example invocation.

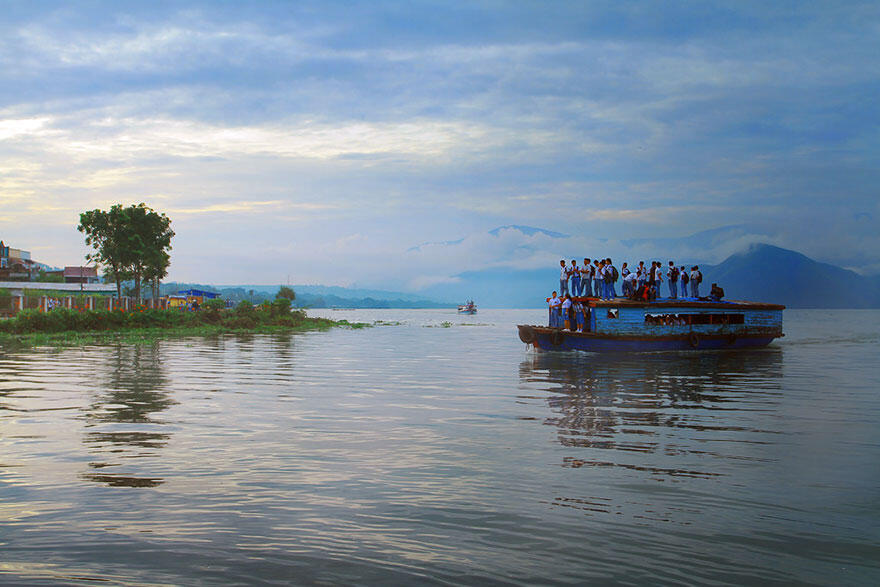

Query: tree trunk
[113,263,122,299]
[134,272,141,304]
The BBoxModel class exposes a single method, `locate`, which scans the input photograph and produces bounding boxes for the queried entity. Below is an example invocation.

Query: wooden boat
[458,300,477,314]
[518,298,784,352]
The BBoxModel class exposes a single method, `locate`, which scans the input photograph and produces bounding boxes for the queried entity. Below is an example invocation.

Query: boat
[517,298,784,352]
[457,300,477,314]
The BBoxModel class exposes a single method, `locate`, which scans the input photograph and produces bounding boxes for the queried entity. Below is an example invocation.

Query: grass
[0,305,368,349]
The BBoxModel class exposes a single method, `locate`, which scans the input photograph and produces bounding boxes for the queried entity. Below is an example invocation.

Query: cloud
[0,1,877,284]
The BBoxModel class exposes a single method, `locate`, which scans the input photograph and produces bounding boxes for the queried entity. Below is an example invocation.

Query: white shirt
[625,272,637,283]
[561,299,572,311]
[549,295,560,308]
[667,266,677,281]
[560,267,568,280]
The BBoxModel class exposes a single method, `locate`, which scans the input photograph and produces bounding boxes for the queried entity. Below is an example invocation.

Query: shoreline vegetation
[0,299,367,348]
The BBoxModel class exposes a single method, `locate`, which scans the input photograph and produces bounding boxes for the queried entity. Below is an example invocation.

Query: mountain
[418,243,880,308]
[487,225,569,238]
[620,224,771,251]
[161,243,879,309]
[159,282,454,308]
[408,225,568,252]
[700,244,880,308]
[418,267,557,309]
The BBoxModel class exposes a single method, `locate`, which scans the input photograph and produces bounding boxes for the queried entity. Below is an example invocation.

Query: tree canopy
[78,203,174,300]
[276,286,296,301]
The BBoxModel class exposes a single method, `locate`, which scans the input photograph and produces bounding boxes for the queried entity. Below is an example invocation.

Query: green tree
[79,203,174,302]
[78,204,131,299]
[124,204,174,302]
[276,286,296,301]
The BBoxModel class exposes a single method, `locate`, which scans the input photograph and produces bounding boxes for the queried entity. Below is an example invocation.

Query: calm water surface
[1,309,878,585]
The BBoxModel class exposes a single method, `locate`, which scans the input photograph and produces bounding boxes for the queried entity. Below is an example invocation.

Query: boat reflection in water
[519,349,784,481]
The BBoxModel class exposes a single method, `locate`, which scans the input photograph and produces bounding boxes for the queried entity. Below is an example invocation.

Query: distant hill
[419,243,880,308]
[159,282,454,309]
[160,244,879,309]
[418,268,557,309]
[408,224,568,252]
[701,244,880,308]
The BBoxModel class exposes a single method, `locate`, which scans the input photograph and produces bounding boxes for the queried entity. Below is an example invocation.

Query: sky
[2,1,878,292]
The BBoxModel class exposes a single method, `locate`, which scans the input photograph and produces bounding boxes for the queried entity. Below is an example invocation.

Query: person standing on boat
[572,297,585,332]
[637,261,647,290]
[690,266,701,298]
[581,258,592,297]
[606,258,618,298]
[548,291,561,327]
[621,262,630,297]
[667,261,679,299]
[559,260,569,297]
[654,261,664,298]
[593,259,603,300]
[680,266,689,298]
[561,294,573,330]
[569,260,580,299]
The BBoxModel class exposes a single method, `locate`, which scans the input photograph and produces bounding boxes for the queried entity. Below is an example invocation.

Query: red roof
[64,266,98,278]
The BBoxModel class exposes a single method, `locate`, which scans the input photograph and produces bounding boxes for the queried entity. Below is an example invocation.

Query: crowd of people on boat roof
[546,257,726,330]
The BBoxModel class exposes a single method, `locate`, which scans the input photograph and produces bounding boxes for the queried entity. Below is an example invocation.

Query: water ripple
[1,310,878,584]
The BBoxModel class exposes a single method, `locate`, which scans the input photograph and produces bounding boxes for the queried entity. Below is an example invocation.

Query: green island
[0,297,367,349]
[1,204,369,348]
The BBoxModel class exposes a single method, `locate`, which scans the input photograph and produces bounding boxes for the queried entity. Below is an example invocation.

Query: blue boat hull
[520,326,779,353]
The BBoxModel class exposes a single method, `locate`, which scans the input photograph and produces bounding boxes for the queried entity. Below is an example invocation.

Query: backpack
[611,266,619,281]
[697,271,703,284]
[671,267,679,281]
[681,271,689,285]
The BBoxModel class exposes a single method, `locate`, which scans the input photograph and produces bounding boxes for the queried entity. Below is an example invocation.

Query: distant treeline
[157,283,454,309]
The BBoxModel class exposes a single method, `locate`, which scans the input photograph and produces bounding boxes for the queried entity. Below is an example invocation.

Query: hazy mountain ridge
[419,243,880,308]
[701,244,880,308]
[159,282,455,308]
[161,243,879,309]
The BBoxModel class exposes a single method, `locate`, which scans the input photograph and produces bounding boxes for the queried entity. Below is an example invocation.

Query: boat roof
[584,298,785,310]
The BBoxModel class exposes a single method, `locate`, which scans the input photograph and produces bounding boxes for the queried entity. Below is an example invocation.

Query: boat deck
[581,298,785,311]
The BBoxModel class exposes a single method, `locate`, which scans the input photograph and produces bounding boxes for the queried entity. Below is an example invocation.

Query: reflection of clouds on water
[81,343,174,488]
[520,350,784,479]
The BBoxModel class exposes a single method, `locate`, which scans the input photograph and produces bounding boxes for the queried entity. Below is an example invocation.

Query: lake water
[1,309,878,585]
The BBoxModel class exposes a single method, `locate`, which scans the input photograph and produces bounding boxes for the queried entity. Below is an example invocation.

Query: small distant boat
[457,300,477,314]
[518,298,784,352]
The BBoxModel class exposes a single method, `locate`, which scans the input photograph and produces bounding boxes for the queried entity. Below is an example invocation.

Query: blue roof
[177,289,221,298]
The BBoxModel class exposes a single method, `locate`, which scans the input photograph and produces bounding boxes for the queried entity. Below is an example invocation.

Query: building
[0,240,35,280]
[63,266,100,284]
[166,289,222,309]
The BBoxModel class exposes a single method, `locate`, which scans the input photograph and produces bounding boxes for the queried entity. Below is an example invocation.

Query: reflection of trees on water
[519,349,784,478]
[81,343,175,488]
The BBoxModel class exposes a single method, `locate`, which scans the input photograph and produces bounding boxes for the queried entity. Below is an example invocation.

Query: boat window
[607,309,618,319]
[645,313,745,325]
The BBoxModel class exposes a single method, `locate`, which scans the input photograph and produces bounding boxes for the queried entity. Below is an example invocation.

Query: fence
[0,296,168,317]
